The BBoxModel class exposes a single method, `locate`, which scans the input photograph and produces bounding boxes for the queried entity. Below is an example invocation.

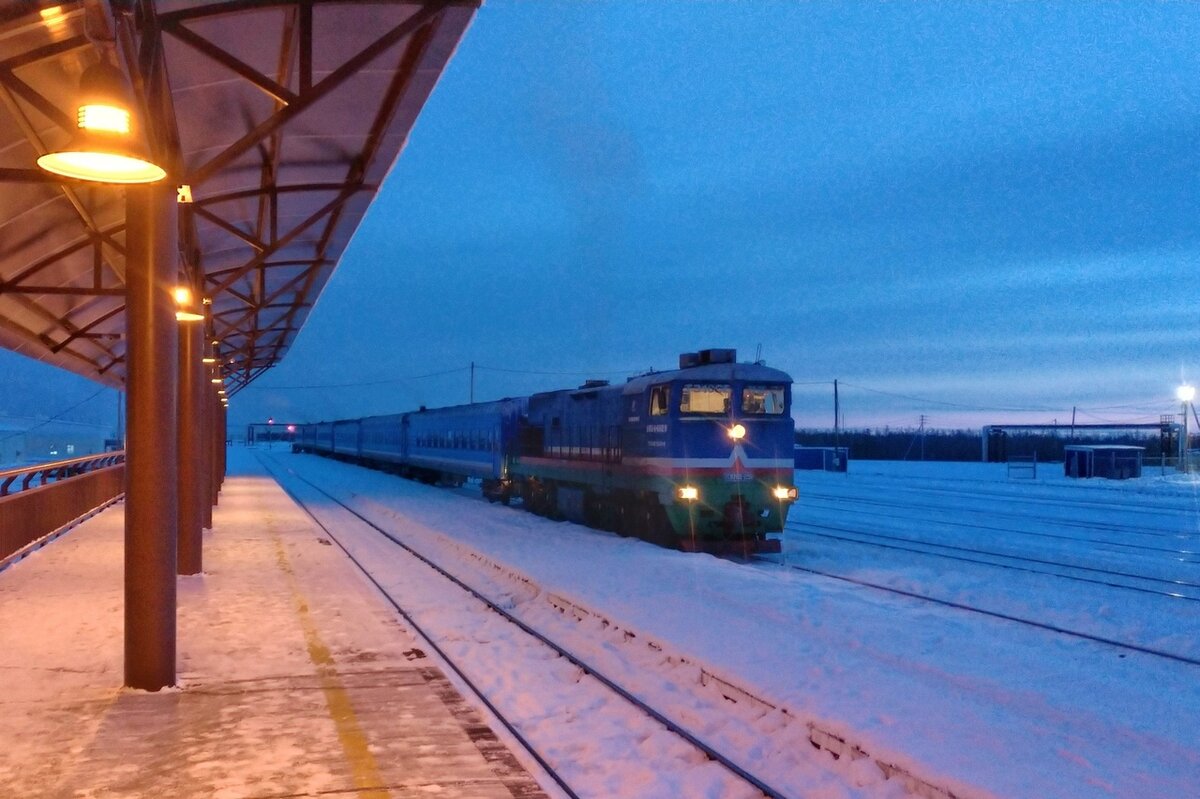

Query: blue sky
[2,2,1198,432]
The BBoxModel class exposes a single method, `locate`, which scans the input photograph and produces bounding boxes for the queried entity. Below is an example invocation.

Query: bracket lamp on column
[36,59,166,184]
[173,286,205,322]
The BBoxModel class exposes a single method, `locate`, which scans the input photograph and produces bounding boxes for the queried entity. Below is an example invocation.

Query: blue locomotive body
[293,349,795,553]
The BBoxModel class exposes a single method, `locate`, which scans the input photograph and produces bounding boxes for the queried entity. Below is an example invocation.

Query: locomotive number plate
[723,472,753,482]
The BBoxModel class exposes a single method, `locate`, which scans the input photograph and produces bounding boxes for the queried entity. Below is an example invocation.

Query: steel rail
[765,559,1200,669]
[799,492,1199,553]
[256,457,580,799]
[788,523,1200,602]
[787,516,1200,586]
[800,481,1200,519]
[260,455,788,799]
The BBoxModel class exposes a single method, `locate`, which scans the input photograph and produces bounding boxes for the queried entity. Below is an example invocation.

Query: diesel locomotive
[293,349,796,553]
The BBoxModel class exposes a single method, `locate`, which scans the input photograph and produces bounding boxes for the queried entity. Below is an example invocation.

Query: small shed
[1063,445,1144,479]
[794,446,849,472]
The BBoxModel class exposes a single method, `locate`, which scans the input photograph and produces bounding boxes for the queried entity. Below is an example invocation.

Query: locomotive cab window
[649,385,669,416]
[680,384,731,415]
[742,385,786,415]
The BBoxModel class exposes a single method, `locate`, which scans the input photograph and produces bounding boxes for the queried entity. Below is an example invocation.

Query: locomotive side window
[742,385,786,415]
[649,385,669,416]
[680,384,731,415]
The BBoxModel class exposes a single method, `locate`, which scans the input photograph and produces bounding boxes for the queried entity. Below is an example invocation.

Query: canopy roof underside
[0,0,475,392]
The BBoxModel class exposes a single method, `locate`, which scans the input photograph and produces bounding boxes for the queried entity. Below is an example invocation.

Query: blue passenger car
[359,414,405,465]
[405,399,525,488]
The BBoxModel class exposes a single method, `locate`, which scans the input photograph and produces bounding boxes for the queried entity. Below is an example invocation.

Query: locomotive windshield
[742,385,786,415]
[680,384,731,415]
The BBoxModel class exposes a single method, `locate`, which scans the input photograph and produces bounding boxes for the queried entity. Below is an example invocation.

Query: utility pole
[833,379,840,449]
[1071,406,1076,439]
[469,361,474,404]
[919,414,927,460]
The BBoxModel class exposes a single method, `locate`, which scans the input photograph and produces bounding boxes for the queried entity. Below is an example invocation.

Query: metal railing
[0,451,125,496]
[0,451,125,565]
[1006,452,1037,479]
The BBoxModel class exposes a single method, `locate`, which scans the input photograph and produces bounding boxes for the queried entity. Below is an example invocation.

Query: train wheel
[640,498,679,549]
[612,494,633,536]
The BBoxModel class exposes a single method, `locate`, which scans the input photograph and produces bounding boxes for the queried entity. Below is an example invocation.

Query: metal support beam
[219,403,227,488]
[211,387,222,507]
[123,184,178,691]
[202,369,214,529]
[177,319,203,574]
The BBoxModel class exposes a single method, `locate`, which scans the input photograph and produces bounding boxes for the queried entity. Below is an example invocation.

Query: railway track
[758,555,1200,669]
[800,490,1199,547]
[785,520,1200,601]
[259,455,792,799]
[781,484,1200,660]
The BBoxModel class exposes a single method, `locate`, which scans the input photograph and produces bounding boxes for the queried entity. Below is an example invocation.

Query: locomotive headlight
[676,485,700,501]
[728,423,746,441]
[773,486,797,500]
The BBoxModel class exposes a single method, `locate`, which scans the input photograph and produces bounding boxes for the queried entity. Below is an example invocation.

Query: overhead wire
[0,386,111,443]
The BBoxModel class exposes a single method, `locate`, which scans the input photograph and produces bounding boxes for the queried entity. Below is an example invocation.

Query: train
[293,349,796,553]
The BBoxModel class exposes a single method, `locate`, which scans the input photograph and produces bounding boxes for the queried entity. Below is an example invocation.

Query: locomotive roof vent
[697,348,737,366]
[679,352,700,369]
[579,379,610,389]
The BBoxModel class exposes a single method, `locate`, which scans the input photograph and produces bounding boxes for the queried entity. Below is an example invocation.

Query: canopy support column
[124,184,178,690]
[177,318,203,575]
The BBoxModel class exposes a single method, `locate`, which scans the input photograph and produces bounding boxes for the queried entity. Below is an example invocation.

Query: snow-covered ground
[262,450,1200,799]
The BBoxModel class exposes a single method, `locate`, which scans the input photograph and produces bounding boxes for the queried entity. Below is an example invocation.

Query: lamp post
[1178,385,1195,472]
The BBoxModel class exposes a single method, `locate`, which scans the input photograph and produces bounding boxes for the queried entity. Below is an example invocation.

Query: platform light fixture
[201,355,216,364]
[173,286,204,322]
[36,59,166,184]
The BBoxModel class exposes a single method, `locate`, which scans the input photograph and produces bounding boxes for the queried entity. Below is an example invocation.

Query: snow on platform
[0,462,547,799]
[265,450,1200,799]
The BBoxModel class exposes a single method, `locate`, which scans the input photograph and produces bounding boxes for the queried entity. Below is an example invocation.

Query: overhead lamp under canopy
[36,59,166,184]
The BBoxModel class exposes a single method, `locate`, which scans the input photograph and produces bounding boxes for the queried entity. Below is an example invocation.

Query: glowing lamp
[210,377,223,384]
[773,486,798,501]
[36,60,166,184]
[728,423,746,441]
[676,485,699,501]
[201,356,217,364]
[173,286,204,322]
[1177,385,1195,403]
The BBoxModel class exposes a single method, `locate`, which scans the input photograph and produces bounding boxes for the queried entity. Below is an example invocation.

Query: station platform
[0,452,549,799]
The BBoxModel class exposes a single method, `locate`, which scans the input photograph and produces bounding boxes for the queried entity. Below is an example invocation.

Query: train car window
[680,384,731,415]
[650,385,669,416]
[742,385,786,415]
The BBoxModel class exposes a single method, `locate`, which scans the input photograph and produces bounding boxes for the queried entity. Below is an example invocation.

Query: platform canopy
[0,0,476,392]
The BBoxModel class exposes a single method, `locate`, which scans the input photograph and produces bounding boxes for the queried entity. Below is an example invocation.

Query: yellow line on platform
[273,535,389,799]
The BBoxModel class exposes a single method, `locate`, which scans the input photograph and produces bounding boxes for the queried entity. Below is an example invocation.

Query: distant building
[794,445,849,472]
[1063,445,1144,480]
[0,417,113,467]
